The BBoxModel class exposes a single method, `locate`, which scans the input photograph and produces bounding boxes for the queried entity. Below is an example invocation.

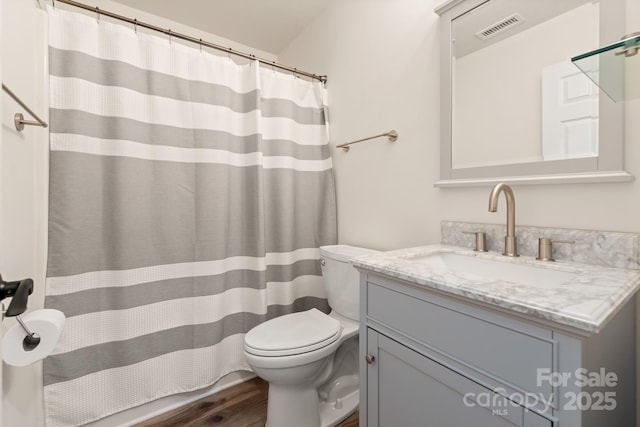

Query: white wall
[281,0,443,251]
[280,1,640,425]
[1,1,48,425]
[1,1,268,426]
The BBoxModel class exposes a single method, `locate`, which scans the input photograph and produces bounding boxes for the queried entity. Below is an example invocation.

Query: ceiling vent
[475,13,525,41]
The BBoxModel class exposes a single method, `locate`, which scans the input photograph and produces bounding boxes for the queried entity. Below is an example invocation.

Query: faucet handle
[462,231,488,252]
[536,238,575,262]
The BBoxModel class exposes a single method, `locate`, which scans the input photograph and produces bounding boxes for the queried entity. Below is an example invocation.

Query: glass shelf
[571,33,640,102]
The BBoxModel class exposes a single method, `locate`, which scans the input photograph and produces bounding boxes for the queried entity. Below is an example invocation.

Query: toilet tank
[320,245,378,321]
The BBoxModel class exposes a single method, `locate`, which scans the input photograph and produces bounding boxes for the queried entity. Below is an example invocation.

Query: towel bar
[1,83,48,131]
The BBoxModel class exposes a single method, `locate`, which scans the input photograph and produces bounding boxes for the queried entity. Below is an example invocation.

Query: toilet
[243,245,377,427]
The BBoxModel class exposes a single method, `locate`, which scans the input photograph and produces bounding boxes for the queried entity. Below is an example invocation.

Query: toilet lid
[244,309,342,357]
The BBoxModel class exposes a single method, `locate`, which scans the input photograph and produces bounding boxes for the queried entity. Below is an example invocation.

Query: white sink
[406,251,581,288]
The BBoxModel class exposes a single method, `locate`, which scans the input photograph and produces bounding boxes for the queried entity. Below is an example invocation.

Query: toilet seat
[244,309,342,357]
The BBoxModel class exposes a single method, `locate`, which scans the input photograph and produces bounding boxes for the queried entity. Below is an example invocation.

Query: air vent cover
[475,13,525,40]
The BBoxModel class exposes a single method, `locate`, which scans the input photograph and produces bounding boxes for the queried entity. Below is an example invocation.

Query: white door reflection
[542,61,599,161]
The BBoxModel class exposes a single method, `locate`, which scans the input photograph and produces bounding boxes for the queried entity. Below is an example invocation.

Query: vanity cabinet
[366,330,551,427]
[358,273,636,427]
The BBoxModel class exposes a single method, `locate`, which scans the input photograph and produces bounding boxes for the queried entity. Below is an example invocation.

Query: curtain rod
[51,0,328,84]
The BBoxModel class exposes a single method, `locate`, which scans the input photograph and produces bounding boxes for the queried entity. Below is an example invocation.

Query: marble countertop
[352,244,640,334]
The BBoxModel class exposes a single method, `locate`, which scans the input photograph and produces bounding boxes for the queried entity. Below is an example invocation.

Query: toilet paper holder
[0,274,41,350]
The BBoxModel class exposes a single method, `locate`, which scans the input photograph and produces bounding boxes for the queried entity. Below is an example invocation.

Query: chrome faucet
[488,183,518,257]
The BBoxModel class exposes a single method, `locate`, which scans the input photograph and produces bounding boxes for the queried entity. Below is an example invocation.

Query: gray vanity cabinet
[366,329,551,427]
[358,272,636,427]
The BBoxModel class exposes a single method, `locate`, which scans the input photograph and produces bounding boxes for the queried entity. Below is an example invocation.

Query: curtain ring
[227,48,232,61]
[199,38,203,53]
[133,18,137,34]
[95,6,100,24]
[52,0,55,9]
[272,61,276,74]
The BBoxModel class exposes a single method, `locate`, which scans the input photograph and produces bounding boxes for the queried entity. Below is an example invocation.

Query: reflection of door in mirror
[452,0,599,170]
[542,61,598,161]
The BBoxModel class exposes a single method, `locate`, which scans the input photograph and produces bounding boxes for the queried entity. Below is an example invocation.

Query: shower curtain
[44,7,336,427]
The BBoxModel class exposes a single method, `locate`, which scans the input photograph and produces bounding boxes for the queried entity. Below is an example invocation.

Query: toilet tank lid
[320,245,378,263]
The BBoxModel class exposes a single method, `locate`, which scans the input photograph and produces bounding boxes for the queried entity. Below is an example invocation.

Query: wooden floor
[136,377,359,427]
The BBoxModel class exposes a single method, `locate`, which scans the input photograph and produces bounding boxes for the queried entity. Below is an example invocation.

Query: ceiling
[110,0,333,55]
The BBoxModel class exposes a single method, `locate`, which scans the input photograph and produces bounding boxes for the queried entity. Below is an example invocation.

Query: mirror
[435,0,631,186]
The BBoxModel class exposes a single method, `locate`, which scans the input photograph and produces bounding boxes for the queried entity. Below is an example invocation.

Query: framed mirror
[435,0,632,186]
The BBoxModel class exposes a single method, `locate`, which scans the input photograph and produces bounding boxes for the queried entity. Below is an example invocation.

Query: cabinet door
[366,330,552,427]
[525,410,554,427]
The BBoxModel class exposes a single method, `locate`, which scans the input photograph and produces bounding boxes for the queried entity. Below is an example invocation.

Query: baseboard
[84,370,256,427]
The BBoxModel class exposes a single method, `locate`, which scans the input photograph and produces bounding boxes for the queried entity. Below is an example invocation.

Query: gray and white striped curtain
[44,7,336,427]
